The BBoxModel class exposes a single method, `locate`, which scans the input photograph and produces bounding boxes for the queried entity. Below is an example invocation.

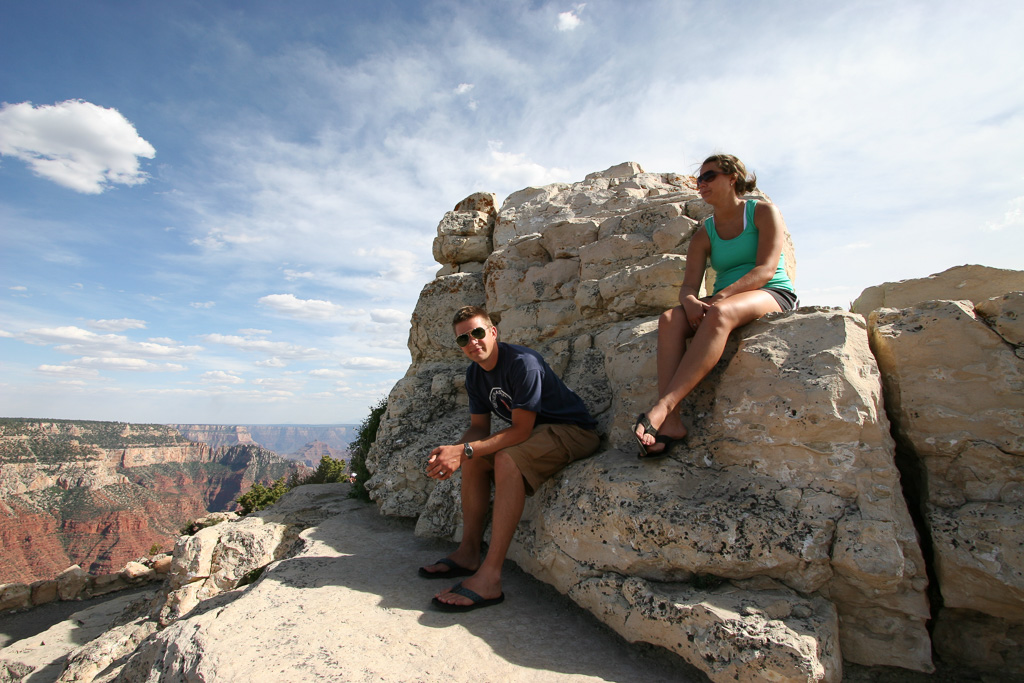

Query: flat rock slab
[0,589,155,682]
[112,498,705,682]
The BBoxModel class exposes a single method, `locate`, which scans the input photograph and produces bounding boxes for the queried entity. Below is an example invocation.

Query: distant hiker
[421,305,600,611]
[634,153,798,459]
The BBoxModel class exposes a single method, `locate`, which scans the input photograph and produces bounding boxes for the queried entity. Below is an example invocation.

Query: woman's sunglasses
[696,170,728,185]
[456,326,488,347]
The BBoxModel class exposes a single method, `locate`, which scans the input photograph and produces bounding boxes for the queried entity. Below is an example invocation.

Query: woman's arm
[678,226,711,306]
[707,202,787,303]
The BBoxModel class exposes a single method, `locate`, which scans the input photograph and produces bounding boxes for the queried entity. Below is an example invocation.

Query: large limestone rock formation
[365,164,931,680]
[869,291,1024,673]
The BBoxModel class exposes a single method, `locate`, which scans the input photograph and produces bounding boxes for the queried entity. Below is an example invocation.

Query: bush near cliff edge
[233,398,385,513]
[347,397,386,502]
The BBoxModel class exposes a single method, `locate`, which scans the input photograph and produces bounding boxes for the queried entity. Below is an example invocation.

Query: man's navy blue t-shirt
[466,342,597,431]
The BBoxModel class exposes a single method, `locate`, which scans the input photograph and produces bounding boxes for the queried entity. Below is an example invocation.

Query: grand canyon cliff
[4,163,1021,683]
[0,420,302,584]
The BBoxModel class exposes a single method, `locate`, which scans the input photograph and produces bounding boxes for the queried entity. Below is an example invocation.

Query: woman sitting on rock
[634,153,798,457]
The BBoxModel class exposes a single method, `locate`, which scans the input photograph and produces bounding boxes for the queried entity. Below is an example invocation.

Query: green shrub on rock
[348,398,386,502]
[236,477,289,515]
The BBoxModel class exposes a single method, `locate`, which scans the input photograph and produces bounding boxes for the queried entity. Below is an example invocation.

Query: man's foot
[418,557,476,579]
[431,581,505,612]
[433,574,502,609]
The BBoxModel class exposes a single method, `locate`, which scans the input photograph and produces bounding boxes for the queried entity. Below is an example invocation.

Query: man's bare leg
[435,452,524,605]
[420,455,492,575]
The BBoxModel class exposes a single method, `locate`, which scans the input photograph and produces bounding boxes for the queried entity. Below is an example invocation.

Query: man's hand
[426,444,462,480]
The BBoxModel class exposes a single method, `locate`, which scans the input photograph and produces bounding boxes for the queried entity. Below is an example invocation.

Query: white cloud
[454,83,474,95]
[0,100,155,194]
[556,5,585,31]
[190,301,216,309]
[201,370,245,384]
[258,293,361,320]
[309,368,348,379]
[19,326,201,359]
[89,318,147,332]
[75,357,187,372]
[10,286,27,292]
[985,197,1024,232]
[38,365,101,378]
[252,377,304,391]
[369,308,408,324]
[337,356,406,371]
[256,357,287,368]
[201,333,323,359]
[480,144,572,190]
[283,269,315,281]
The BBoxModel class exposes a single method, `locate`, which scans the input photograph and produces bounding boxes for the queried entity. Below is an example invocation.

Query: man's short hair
[452,305,493,329]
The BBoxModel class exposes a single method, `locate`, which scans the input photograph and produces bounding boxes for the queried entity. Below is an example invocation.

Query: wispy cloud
[0,100,155,194]
[200,370,245,384]
[19,326,201,359]
[369,309,408,324]
[74,357,186,372]
[201,332,323,360]
[88,318,147,332]
[985,197,1024,232]
[258,293,362,321]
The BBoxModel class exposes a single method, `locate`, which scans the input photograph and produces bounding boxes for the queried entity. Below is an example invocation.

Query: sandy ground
[1,493,1018,683]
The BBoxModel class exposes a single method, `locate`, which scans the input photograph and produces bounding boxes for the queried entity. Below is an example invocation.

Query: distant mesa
[167,424,356,464]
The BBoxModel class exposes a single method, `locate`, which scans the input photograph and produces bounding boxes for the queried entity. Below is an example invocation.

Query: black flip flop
[418,557,476,579]
[432,581,505,612]
[633,413,657,458]
[640,433,684,460]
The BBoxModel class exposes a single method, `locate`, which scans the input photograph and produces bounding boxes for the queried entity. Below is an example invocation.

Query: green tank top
[705,199,793,294]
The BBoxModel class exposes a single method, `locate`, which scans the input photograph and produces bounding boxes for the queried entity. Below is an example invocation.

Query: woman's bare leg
[649,306,693,441]
[638,290,782,452]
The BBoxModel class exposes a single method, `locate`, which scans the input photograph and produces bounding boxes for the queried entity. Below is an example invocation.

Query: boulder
[366,164,931,678]
[121,560,155,582]
[851,264,1024,314]
[30,579,57,606]
[869,293,1024,671]
[0,582,30,612]
[56,565,89,601]
[158,483,353,624]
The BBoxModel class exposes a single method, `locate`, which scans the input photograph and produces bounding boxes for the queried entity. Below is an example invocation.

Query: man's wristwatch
[463,442,474,459]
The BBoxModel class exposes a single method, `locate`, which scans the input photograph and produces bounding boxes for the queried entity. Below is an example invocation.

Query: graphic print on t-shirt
[488,387,513,422]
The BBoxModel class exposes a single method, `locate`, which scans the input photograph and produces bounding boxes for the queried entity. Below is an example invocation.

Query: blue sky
[2,0,1022,425]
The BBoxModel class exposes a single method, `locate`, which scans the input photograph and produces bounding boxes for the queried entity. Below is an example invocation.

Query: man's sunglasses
[456,326,488,347]
[696,169,728,185]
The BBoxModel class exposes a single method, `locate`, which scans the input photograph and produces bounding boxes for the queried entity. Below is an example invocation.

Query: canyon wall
[0,419,302,584]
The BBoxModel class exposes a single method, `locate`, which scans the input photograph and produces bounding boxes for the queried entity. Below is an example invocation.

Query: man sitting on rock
[421,305,601,611]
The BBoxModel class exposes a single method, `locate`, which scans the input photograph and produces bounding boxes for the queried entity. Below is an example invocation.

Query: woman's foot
[635,404,687,455]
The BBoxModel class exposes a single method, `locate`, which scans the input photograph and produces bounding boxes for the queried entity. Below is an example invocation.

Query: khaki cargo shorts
[494,423,600,496]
